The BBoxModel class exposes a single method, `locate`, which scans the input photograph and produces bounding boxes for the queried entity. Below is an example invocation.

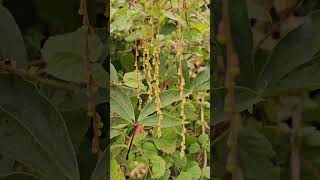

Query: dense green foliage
[110,0,210,179]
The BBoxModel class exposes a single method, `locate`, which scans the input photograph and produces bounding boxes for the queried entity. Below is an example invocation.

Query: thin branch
[0,64,81,92]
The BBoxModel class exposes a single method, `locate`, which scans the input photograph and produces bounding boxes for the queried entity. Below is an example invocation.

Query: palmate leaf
[0,74,79,180]
[110,85,135,122]
[0,5,27,68]
[138,89,191,121]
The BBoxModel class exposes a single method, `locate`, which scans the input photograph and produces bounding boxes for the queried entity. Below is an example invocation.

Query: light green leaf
[110,85,135,122]
[138,89,190,121]
[176,172,193,180]
[150,155,166,179]
[190,67,210,92]
[187,165,201,180]
[123,71,146,90]
[161,10,187,27]
[189,143,200,154]
[139,113,189,127]
[110,63,118,82]
[154,128,177,154]
[109,158,125,180]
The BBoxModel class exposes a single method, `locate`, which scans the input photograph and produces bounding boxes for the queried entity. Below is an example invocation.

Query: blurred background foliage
[213,0,320,179]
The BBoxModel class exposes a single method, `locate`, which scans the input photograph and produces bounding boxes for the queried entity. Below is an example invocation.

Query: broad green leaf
[238,122,280,180]
[138,89,190,121]
[109,158,125,180]
[265,58,320,96]
[229,0,254,88]
[142,142,158,160]
[123,71,146,90]
[90,148,108,180]
[212,87,262,124]
[204,166,210,178]
[187,165,201,180]
[190,67,210,92]
[139,113,189,127]
[62,110,90,153]
[110,85,135,122]
[198,134,209,145]
[110,63,118,82]
[154,128,177,154]
[42,26,105,84]
[246,0,271,22]
[161,10,187,27]
[257,11,320,91]
[176,172,193,180]
[150,155,166,179]
[304,130,320,147]
[0,74,79,180]
[189,143,200,154]
[0,5,27,68]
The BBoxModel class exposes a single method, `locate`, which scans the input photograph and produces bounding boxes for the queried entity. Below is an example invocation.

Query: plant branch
[222,0,243,179]
[0,64,81,92]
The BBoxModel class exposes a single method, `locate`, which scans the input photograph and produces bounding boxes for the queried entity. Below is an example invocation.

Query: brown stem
[0,64,81,92]
[200,94,207,180]
[222,0,243,179]
[291,105,301,180]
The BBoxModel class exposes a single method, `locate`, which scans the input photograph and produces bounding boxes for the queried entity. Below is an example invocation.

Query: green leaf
[109,158,125,180]
[150,155,166,179]
[139,113,189,128]
[0,5,27,68]
[123,71,146,90]
[265,58,320,96]
[229,0,254,88]
[110,85,135,122]
[238,122,280,180]
[212,87,262,124]
[161,10,187,27]
[304,130,320,147]
[91,148,109,180]
[0,155,15,177]
[62,110,90,153]
[189,143,200,154]
[198,134,209,145]
[110,63,119,82]
[246,0,271,22]
[190,67,210,92]
[257,11,320,91]
[42,26,104,84]
[187,165,201,180]
[154,128,177,154]
[0,74,79,180]
[176,172,193,180]
[204,166,210,178]
[138,89,190,121]
[142,142,158,160]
